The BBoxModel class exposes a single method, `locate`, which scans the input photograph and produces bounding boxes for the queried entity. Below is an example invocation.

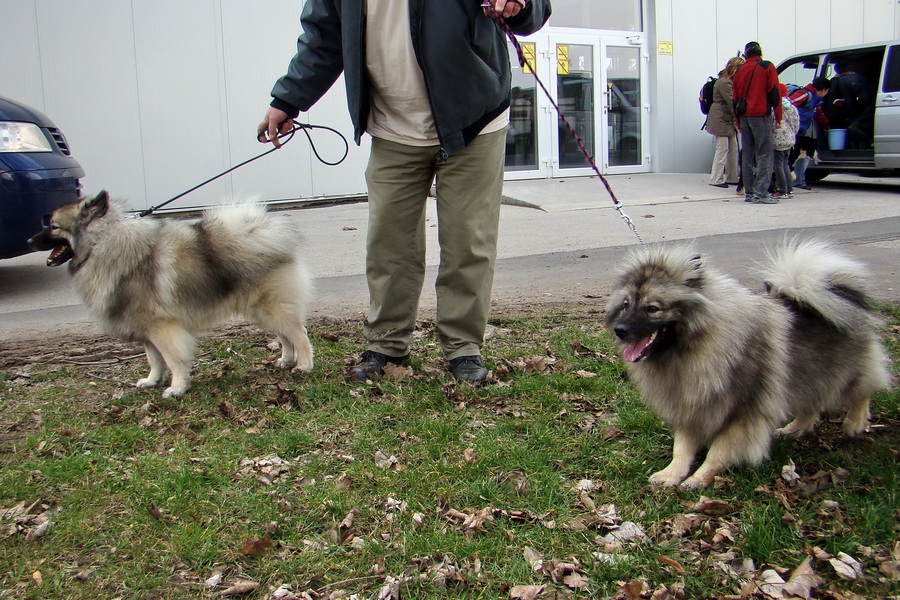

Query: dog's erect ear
[81,190,109,219]
[685,254,704,288]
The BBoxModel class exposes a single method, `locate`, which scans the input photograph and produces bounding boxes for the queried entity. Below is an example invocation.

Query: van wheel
[806,169,830,182]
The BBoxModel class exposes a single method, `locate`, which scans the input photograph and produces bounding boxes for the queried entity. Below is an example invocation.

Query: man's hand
[257,107,293,148]
[483,0,526,19]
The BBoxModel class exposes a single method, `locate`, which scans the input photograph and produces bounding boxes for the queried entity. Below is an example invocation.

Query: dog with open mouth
[29,191,314,398]
[604,240,892,488]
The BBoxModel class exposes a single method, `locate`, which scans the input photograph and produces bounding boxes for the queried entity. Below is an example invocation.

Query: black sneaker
[449,355,488,385]
[348,350,409,381]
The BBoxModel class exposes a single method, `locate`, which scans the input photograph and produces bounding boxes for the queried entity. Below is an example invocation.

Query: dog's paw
[274,357,292,369]
[777,418,815,437]
[292,359,314,374]
[681,465,719,489]
[162,385,188,398]
[680,474,712,489]
[649,469,685,487]
[136,378,161,389]
[841,418,869,437]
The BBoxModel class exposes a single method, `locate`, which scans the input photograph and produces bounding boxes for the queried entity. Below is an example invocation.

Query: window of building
[549,0,642,32]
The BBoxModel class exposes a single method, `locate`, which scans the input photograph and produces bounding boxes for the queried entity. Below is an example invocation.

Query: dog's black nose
[613,324,629,339]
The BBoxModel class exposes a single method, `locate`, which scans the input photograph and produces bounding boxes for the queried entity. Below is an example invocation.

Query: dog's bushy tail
[762,238,875,330]
[202,201,297,258]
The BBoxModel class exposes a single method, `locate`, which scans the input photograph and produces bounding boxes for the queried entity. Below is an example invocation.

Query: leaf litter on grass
[0,308,898,599]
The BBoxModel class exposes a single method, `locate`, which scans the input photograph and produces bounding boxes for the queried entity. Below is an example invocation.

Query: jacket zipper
[408,0,447,157]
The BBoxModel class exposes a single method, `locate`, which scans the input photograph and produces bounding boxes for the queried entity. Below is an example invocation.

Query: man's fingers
[268,122,282,147]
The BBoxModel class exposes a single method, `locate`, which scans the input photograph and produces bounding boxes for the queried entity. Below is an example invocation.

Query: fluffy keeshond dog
[28,191,314,398]
[605,239,891,488]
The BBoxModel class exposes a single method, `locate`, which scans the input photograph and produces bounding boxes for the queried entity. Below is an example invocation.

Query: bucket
[827,128,847,150]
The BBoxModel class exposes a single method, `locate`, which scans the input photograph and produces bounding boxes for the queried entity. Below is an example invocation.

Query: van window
[885,45,900,92]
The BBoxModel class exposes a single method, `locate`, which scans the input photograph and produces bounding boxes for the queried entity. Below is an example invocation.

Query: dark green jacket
[270,0,551,156]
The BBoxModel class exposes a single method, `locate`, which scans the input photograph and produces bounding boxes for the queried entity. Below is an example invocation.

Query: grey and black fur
[29,191,314,398]
[604,239,891,488]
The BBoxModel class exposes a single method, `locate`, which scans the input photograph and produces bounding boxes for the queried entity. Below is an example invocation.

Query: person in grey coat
[258,0,551,385]
[706,56,744,188]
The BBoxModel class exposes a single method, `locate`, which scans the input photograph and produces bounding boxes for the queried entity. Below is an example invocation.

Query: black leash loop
[483,3,648,249]
[136,121,349,218]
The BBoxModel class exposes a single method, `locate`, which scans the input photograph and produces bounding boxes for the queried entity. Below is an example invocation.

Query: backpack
[785,83,809,106]
[699,76,717,115]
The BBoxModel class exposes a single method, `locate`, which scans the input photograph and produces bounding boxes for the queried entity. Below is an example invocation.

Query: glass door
[503,32,649,180]
[550,35,599,177]
[505,37,552,179]
[601,36,649,174]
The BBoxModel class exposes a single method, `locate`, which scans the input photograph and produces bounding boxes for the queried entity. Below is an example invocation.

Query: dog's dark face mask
[606,292,679,362]
[28,190,109,267]
[605,253,705,363]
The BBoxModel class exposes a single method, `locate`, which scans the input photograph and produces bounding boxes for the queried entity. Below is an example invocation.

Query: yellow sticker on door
[521,43,536,74]
[557,45,569,75]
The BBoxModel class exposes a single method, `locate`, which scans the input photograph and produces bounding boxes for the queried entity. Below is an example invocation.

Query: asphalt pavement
[1,172,898,342]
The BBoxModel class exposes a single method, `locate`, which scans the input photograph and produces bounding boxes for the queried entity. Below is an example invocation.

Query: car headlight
[0,121,53,153]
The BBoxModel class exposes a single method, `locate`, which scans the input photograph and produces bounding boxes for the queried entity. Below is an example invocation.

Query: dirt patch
[0,299,606,369]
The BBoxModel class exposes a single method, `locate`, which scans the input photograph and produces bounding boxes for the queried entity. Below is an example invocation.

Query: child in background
[771,83,799,199]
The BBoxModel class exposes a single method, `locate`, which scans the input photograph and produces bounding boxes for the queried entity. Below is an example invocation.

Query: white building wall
[2,1,898,210]
[0,0,368,212]
[651,0,900,173]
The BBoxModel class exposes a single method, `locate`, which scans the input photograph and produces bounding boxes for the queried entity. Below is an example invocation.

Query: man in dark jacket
[732,41,782,204]
[258,0,551,384]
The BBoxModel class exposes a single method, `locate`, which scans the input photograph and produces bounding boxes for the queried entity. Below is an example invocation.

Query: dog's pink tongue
[623,338,650,363]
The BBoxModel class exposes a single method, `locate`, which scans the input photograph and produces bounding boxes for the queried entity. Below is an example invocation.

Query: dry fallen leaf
[562,571,588,589]
[204,567,226,588]
[374,451,399,470]
[756,568,786,597]
[656,555,686,574]
[783,557,824,598]
[691,496,734,516]
[523,546,544,572]
[238,533,272,556]
[510,584,545,600]
[329,509,359,545]
[621,580,644,600]
[383,362,412,378]
[220,580,259,596]
[829,552,863,580]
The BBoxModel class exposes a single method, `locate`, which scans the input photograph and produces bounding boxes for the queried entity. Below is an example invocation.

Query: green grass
[0,306,897,599]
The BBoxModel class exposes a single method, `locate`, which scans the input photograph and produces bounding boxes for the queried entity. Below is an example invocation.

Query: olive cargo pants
[363,129,506,359]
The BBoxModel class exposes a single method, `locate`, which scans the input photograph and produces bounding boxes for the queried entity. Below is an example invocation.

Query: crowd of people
[706,41,876,204]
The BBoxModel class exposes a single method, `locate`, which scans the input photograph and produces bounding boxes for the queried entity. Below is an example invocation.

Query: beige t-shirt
[364,0,508,146]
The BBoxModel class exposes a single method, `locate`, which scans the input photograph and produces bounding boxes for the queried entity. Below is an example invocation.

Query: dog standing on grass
[29,191,314,398]
[605,239,892,488]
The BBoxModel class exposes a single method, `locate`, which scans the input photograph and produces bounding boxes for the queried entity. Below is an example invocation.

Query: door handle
[884,95,898,103]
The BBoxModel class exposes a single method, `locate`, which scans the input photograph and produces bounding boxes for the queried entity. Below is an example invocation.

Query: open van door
[875,43,900,168]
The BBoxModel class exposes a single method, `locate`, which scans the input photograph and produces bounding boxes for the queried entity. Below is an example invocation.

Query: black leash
[136,121,349,218]
[483,3,648,248]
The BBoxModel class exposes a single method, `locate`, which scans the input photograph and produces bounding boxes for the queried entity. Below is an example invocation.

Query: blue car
[0,96,84,259]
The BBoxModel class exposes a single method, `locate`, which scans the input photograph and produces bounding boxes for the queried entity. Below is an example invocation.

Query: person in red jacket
[732,41,783,204]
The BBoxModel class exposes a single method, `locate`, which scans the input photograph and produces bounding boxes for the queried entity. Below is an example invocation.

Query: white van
[777,40,900,181]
